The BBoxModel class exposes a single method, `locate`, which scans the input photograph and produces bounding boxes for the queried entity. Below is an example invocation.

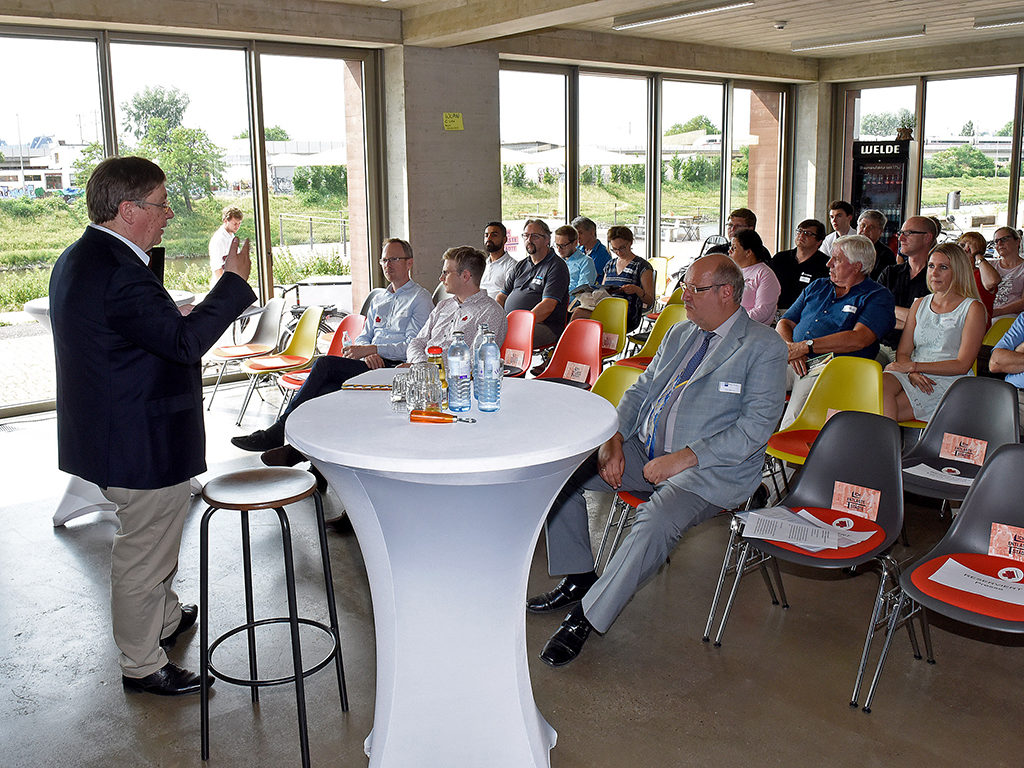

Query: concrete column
[383,45,501,291]
[791,82,833,240]
[345,60,372,311]
[746,89,782,252]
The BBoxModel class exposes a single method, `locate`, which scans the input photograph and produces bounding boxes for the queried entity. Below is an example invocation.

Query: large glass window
[499,69,566,256]
[660,80,724,275]
[110,42,254,294]
[922,75,1015,242]
[731,87,784,252]
[579,73,649,255]
[260,53,363,313]
[0,35,102,408]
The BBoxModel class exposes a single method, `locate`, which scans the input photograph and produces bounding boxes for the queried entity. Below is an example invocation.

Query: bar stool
[199,467,348,767]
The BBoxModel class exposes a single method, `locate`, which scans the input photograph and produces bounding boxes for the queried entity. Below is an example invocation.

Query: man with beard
[497,218,570,349]
[480,221,516,298]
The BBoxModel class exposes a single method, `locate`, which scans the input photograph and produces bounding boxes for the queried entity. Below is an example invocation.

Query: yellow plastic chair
[590,296,629,363]
[631,287,683,353]
[236,305,323,425]
[648,256,669,303]
[983,316,1015,346]
[615,304,688,371]
[767,357,883,467]
[590,364,642,407]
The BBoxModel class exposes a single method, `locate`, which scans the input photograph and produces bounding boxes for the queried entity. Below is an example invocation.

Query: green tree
[732,145,749,181]
[669,154,683,181]
[138,118,225,213]
[922,144,995,178]
[961,121,975,137]
[861,108,915,137]
[665,115,720,136]
[121,86,190,141]
[71,141,105,187]
[234,125,291,141]
[996,120,1014,137]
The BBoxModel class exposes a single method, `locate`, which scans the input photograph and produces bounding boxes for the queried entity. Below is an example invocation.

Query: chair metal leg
[276,388,295,421]
[757,562,780,605]
[850,559,892,709]
[594,496,626,574]
[235,376,260,426]
[768,557,788,608]
[275,507,311,768]
[240,510,259,704]
[604,502,634,571]
[311,491,349,711]
[206,361,230,410]
[712,540,753,646]
[860,590,906,713]
[704,522,741,642]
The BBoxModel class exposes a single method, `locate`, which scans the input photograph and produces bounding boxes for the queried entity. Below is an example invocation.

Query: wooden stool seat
[201,467,315,510]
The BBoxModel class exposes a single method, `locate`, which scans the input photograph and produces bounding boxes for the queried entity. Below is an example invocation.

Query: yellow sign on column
[443,112,464,131]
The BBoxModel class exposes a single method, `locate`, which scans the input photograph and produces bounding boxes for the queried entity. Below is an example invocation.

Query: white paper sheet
[743,508,839,550]
[904,462,975,487]
[928,557,1024,606]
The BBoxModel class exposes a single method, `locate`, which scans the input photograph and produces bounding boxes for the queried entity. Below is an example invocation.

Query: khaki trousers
[102,481,191,677]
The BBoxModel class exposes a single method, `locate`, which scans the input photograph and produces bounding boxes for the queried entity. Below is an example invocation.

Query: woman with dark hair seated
[728,229,781,324]
[571,225,654,331]
[882,243,987,422]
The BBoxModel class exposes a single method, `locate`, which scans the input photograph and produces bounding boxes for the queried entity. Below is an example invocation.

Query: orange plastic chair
[501,309,535,377]
[205,297,285,409]
[534,318,603,388]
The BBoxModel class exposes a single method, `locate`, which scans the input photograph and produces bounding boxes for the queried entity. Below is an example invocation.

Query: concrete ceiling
[337,0,1024,58]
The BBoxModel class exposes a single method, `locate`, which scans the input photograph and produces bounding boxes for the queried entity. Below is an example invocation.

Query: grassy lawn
[920,176,1010,208]
[0,193,349,311]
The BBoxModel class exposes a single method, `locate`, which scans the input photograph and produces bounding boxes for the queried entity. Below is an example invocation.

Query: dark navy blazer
[49,226,256,489]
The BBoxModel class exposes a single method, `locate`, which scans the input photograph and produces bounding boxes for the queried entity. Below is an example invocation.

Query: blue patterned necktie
[645,330,715,459]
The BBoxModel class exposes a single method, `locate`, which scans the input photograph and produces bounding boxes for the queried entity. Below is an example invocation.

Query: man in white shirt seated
[480,221,517,299]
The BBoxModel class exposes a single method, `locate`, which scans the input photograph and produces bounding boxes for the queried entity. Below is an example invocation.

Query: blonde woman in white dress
[882,242,987,422]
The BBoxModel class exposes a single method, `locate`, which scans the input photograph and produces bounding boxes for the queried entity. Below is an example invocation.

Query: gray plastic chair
[862,443,1024,711]
[206,297,285,409]
[704,411,928,710]
[902,376,1020,504]
[358,287,387,317]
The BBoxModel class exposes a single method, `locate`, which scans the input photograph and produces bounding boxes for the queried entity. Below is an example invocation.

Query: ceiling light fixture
[790,25,926,52]
[612,1,754,32]
[973,15,1024,30]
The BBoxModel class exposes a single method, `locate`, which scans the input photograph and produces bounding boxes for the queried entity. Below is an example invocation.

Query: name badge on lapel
[842,304,857,313]
[719,381,742,394]
[799,273,811,283]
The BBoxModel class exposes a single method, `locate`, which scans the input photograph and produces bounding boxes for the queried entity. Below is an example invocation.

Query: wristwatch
[806,338,815,353]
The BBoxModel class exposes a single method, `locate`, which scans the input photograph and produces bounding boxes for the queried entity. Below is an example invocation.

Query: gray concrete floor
[1,381,1022,767]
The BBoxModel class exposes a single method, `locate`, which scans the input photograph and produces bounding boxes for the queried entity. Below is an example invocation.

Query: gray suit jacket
[616,309,788,509]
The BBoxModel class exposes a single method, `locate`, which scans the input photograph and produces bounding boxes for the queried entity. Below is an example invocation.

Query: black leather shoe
[540,606,593,667]
[160,604,198,648]
[526,571,597,614]
[261,444,307,467]
[231,423,285,452]
[122,662,205,696]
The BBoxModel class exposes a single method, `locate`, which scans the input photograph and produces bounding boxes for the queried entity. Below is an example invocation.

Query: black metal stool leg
[239,510,260,704]
[276,507,311,768]
[312,490,349,710]
[200,505,215,761]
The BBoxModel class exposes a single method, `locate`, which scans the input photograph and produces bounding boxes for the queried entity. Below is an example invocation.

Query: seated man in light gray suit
[528,253,788,667]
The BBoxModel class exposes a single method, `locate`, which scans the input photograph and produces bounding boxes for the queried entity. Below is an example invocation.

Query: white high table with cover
[286,368,618,768]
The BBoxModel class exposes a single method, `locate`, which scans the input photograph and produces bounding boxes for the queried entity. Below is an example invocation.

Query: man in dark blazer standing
[49,156,256,695]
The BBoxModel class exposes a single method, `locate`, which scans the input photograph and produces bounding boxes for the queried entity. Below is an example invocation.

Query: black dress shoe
[160,604,198,648]
[526,571,598,613]
[231,423,285,452]
[540,605,593,667]
[261,444,307,467]
[123,662,205,696]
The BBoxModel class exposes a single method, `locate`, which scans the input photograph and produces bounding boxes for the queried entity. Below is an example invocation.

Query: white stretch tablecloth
[286,369,617,768]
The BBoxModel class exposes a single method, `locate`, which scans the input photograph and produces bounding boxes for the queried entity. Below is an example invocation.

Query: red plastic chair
[500,309,535,377]
[277,313,366,398]
[534,318,603,388]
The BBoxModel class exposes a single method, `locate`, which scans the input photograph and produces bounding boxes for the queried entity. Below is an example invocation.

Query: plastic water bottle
[474,330,501,412]
[341,330,352,350]
[445,331,472,412]
[471,323,491,376]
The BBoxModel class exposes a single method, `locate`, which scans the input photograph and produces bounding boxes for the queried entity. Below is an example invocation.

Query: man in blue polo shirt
[776,234,895,427]
[990,315,1024,430]
[498,218,570,349]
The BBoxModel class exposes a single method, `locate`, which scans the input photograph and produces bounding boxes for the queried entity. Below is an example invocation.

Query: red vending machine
[850,139,911,250]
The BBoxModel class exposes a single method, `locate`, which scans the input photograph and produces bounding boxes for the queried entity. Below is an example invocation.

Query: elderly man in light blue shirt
[554,224,598,292]
[230,237,431,454]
